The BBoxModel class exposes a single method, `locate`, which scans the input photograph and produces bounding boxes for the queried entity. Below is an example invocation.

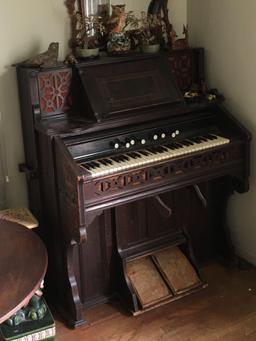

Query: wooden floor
[55,263,256,341]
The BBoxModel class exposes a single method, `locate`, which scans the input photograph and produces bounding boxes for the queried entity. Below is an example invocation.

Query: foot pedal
[125,246,206,314]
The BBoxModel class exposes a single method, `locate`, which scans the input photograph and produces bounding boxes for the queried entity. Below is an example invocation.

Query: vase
[142,44,160,54]
[81,0,110,17]
[107,32,131,55]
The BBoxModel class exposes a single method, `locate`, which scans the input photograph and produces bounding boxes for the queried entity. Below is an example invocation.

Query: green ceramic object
[142,44,160,54]
[0,298,55,341]
[76,47,99,59]
[107,32,131,55]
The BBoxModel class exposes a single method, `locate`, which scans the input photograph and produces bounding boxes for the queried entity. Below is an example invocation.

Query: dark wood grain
[16,49,251,327]
[55,263,256,341]
[0,220,47,324]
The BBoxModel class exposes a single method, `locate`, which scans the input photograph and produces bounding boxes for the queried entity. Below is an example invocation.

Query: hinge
[19,163,38,180]
[32,104,41,121]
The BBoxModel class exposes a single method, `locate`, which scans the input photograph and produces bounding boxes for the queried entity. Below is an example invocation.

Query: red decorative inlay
[38,70,72,117]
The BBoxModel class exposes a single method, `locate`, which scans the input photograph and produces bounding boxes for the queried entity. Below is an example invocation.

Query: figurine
[5,281,47,327]
[108,5,126,33]
[172,25,189,50]
[65,53,78,64]
[25,42,59,67]
[107,5,131,55]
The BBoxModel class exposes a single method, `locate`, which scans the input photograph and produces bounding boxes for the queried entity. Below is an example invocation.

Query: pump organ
[17,49,251,327]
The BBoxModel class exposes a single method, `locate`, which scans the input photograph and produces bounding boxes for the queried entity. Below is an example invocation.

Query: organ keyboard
[80,134,230,178]
[17,50,251,328]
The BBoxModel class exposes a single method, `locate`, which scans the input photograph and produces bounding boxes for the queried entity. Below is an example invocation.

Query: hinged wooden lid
[76,53,183,122]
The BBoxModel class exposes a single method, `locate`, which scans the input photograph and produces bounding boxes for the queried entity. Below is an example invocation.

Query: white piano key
[81,135,230,178]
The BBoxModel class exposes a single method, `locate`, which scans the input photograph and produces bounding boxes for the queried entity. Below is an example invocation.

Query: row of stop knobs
[112,130,180,149]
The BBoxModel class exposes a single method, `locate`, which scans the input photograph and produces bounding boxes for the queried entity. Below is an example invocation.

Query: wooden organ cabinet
[16,49,251,327]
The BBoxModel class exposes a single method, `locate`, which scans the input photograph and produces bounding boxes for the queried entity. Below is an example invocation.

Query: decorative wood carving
[170,52,192,90]
[38,70,72,118]
[90,146,241,198]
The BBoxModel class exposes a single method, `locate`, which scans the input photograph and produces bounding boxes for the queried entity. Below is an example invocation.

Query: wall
[187,0,256,263]
[111,0,187,36]
[0,0,187,209]
[0,1,70,208]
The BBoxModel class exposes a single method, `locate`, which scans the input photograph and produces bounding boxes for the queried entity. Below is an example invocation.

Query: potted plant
[139,12,165,53]
[74,12,105,58]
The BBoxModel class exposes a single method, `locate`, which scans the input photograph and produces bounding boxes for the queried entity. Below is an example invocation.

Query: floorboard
[55,263,256,341]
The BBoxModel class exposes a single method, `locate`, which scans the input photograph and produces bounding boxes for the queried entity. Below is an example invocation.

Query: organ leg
[60,241,87,328]
[209,176,251,268]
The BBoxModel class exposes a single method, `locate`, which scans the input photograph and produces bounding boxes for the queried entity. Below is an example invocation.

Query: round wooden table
[0,219,48,324]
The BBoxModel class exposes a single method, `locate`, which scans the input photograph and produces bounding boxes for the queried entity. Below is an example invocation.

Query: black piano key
[87,162,96,169]
[91,162,101,168]
[156,146,167,153]
[104,158,113,165]
[165,144,177,150]
[180,140,191,146]
[169,142,182,149]
[146,147,157,154]
[111,156,121,163]
[118,155,128,162]
[83,164,92,171]
[121,155,130,161]
[116,156,124,162]
[139,150,151,156]
[160,146,169,152]
[199,135,208,142]
[183,139,194,146]
[99,159,109,166]
[127,152,141,159]
[189,137,203,144]
[204,133,218,140]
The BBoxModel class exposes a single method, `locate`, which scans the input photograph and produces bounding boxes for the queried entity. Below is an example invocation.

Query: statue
[108,4,126,33]
[5,282,47,327]
[107,5,131,55]
[24,42,59,68]
[172,25,189,49]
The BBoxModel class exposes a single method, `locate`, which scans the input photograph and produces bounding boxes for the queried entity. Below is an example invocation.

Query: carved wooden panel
[115,193,177,254]
[170,51,193,90]
[85,145,242,202]
[38,69,72,118]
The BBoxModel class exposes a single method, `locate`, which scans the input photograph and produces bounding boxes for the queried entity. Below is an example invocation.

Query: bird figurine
[25,42,59,68]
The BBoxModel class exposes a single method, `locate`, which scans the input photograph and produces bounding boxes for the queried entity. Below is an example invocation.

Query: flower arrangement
[139,12,165,47]
[74,12,105,49]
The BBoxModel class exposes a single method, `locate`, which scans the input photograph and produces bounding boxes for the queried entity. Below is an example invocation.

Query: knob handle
[112,140,121,149]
